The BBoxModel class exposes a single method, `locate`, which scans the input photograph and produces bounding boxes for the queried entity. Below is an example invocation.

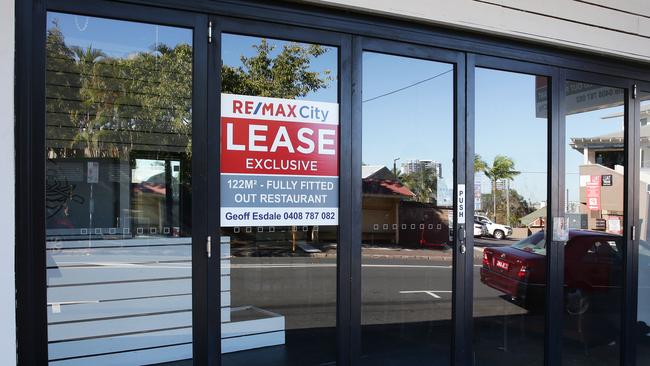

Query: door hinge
[207,235,212,258]
[633,84,637,99]
[208,21,213,44]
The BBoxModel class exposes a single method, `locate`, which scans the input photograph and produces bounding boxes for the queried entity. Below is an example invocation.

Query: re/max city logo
[231,99,331,122]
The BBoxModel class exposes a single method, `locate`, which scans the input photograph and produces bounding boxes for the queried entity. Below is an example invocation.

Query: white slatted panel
[47,238,192,365]
[222,331,285,354]
[48,328,191,360]
[48,295,191,323]
[48,278,191,302]
[47,245,191,267]
[47,265,190,286]
[49,344,192,366]
[46,237,192,250]
[221,314,284,339]
[218,236,287,353]
[221,237,231,314]
[49,312,191,341]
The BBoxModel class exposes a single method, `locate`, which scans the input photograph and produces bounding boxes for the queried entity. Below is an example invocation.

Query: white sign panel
[553,217,568,241]
[457,184,466,224]
[220,94,339,227]
[87,161,99,184]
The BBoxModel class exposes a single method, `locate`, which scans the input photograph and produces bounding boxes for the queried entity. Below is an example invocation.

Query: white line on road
[231,263,453,269]
[232,263,334,269]
[363,264,451,269]
[399,290,452,299]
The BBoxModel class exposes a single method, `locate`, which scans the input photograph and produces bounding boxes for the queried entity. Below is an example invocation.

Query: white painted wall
[304,0,650,63]
[1,0,15,364]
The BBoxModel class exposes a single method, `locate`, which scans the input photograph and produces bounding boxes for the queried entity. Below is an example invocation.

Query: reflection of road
[474,236,518,247]
[229,243,615,366]
[230,248,535,365]
[230,252,526,330]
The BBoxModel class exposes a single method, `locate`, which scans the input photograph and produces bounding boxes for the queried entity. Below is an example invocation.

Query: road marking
[399,290,452,299]
[232,263,334,269]
[363,264,451,269]
[231,263,453,269]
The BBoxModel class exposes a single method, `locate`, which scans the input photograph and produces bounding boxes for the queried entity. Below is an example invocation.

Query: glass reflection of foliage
[475,154,526,224]
[400,166,438,204]
[221,38,332,99]
[480,189,533,227]
[46,20,192,159]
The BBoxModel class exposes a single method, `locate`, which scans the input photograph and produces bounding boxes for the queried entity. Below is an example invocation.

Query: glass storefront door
[562,81,625,366]
[472,68,549,366]
[44,12,196,365]
[358,43,461,365]
[217,31,340,366]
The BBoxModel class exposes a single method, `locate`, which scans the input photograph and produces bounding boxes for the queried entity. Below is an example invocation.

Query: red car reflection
[480,229,622,312]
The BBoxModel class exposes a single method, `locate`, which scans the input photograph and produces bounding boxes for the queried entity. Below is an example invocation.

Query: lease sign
[220,94,339,227]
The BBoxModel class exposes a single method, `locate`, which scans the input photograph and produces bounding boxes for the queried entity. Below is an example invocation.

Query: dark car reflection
[480,229,623,314]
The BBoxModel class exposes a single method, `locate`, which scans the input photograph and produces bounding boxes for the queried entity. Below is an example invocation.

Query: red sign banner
[585,175,601,211]
[221,117,338,176]
[220,94,338,177]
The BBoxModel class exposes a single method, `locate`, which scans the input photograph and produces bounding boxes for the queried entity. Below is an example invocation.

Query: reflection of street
[474,236,518,247]
[229,242,619,366]
[229,247,526,331]
[229,243,528,327]
[229,249,514,366]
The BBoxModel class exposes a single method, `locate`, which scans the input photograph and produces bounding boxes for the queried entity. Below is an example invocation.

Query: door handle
[458,225,466,254]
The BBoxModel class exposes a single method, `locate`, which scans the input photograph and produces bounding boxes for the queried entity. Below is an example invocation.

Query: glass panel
[219,34,339,365]
[472,69,548,366]
[637,90,650,364]
[361,51,454,365]
[45,13,193,365]
[563,81,624,365]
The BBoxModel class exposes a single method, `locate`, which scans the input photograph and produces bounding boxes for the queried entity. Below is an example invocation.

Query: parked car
[474,214,512,239]
[474,220,488,237]
[480,229,622,313]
